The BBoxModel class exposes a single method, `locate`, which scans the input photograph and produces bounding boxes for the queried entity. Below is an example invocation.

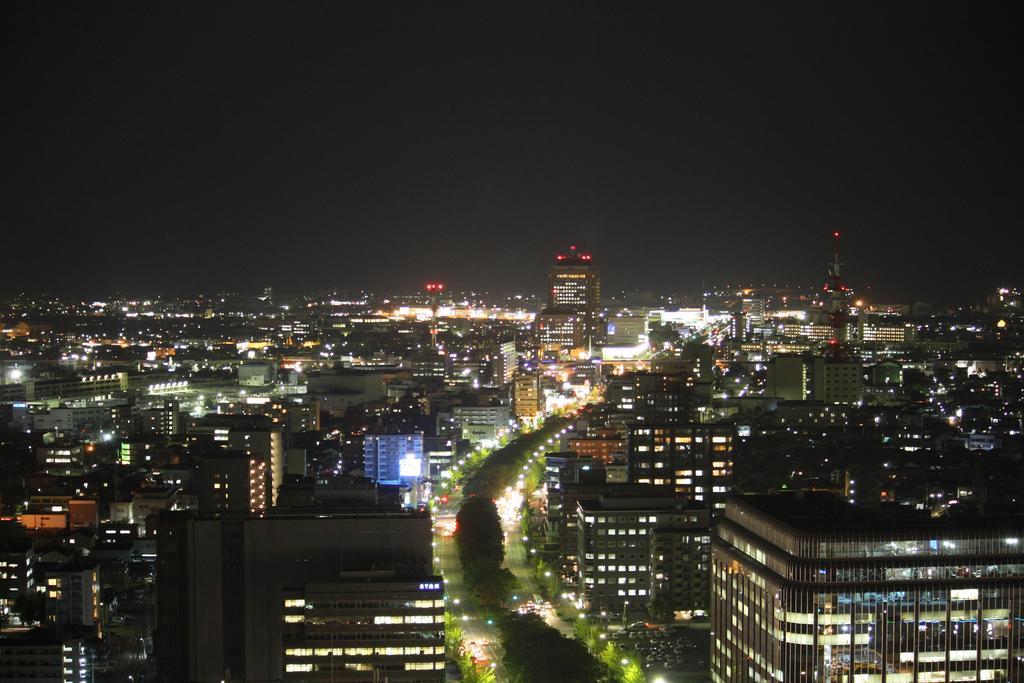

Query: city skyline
[3,4,1021,302]
[3,5,1024,682]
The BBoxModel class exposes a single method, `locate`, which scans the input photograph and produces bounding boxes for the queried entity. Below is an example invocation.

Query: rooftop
[734,492,1024,534]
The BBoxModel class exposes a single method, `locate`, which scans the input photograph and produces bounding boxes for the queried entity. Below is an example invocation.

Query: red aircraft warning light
[424,282,445,292]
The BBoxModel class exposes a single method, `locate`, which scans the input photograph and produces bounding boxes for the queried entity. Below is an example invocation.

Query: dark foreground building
[711,493,1024,683]
[156,510,442,682]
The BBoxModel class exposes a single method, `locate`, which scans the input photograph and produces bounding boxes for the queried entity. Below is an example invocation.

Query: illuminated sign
[419,582,441,591]
[399,454,423,478]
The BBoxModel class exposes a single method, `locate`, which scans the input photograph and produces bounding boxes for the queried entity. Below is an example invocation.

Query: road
[436,506,507,679]
[438,412,586,680]
[504,523,575,636]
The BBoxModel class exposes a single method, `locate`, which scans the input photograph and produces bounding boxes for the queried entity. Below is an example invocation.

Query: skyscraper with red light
[544,246,601,354]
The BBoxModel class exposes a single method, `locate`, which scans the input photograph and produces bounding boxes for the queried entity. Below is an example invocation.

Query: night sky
[3,3,1020,303]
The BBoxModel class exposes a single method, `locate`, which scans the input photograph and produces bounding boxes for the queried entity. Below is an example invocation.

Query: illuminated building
[711,493,1024,683]
[741,297,767,323]
[652,344,715,380]
[0,631,91,682]
[567,435,626,464]
[452,405,510,436]
[576,491,710,618]
[491,339,518,385]
[987,287,1022,314]
[627,424,735,514]
[543,246,601,353]
[774,401,850,427]
[131,486,178,534]
[44,563,100,636]
[266,397,321,435]
[36,442,86,476]
[606,372,696,425]
[512,371,543,419]
[5,371,128,402]
[859,319,916,344]
[363,433,427,505]
[281,576,445,680]
[188,415,285,505]
[155,510,436,682]
[0,537,36,619]
[411,352,447,382]
[729,311,747,342]
[536,307,584,357]
[779,322,834,342]
[28,404,112,432]
[198,452,268,513]
[424,436,455,477]
[140,399,181,436]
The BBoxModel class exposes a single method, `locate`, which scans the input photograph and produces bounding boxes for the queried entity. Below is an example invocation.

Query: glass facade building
[711,493,1024,683]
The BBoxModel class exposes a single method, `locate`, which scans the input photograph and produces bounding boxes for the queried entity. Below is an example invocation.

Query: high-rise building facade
[197,452,268,513]
[156,510,437,682]
[627,424,735,514]
[541,246,601,354]
[711,493,1024,683]
[492,340,518,385]
[513,371,543,419]
[281,576,445,680]
[576,491,710,618]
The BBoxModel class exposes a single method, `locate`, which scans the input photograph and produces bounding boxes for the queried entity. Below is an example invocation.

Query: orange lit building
[566,436,625,464]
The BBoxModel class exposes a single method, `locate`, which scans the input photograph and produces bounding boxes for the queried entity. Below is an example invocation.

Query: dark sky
[2,3,1020,303]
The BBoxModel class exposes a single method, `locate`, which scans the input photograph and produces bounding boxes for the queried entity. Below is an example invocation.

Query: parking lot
[612,623,710,682]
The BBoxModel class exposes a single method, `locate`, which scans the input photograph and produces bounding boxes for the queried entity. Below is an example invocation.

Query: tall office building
[156,510,440,682]
[491,340,518,385]
[513,371,543,419]
[711,493,1024,683]
[627,424,735,514]
[540,246,601,354]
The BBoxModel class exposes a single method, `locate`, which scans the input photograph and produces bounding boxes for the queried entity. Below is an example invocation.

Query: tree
[455,496,515,609]
[500,613,602,683]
